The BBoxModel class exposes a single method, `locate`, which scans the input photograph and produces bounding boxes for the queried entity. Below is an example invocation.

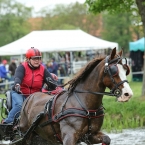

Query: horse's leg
[61,128,77,145]
[60,122,80,145]
[89,131,111,145]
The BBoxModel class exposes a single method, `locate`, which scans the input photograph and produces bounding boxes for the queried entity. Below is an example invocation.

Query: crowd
[0,59,17,91]
[46,57,67,85]
[0,55,69,93]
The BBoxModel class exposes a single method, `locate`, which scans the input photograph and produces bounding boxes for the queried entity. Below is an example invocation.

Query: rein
[74,90,115,96]
[74,56,129,98]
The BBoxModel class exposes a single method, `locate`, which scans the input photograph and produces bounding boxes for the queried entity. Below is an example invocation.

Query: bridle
[74,55,129,98]
[104,55,129,97]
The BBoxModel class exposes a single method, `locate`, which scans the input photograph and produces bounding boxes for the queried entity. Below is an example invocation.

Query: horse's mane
[64,55,106,94]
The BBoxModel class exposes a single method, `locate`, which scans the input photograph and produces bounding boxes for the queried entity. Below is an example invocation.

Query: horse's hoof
[102,135,111,145]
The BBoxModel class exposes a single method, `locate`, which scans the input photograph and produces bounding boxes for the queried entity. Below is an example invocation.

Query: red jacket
[21,62,45,96]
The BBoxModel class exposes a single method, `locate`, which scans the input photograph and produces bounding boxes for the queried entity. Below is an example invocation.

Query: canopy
[0,30,118,56]
[129,37,145,51]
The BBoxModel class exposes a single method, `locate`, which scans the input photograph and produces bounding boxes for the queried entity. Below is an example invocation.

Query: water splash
[81,128,145,145]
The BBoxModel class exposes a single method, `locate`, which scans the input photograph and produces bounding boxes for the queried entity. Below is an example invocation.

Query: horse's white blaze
[117,64,133,102]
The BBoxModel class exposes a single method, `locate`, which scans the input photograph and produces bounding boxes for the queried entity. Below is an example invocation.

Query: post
[70,51,73,75]
[141,37,145,96]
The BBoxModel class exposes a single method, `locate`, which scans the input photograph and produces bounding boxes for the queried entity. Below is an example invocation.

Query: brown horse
[18,48,133,145]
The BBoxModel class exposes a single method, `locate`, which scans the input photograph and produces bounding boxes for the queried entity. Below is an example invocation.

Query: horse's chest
[85,118,104,133]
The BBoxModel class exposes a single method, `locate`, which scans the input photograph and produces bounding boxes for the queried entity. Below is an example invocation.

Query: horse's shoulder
[25,92,52,104]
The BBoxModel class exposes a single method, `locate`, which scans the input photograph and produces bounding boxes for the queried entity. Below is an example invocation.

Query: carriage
[0,48,133,145]
[0,91,18,144]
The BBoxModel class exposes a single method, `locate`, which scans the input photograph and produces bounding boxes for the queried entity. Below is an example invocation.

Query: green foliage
[0,0,32,46]
[101,13,132,52]
[38,2,101,35]
[85,0,136,14]
[85,0,144,53]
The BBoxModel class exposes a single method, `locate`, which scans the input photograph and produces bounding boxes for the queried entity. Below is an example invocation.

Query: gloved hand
[15,84,22,94]
[50,73,58,81]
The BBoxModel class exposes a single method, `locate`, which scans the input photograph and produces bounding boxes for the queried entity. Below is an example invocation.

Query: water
[81,128,145,145]
[105,128,145,145]
[0,128,144,145]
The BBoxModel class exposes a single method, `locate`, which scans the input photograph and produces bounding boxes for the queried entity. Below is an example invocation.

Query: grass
[102,75,144,132]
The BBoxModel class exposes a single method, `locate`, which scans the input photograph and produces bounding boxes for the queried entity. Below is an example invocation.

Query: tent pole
[43,52,47,64]
[70,51,73,75]
[20,53,23,62]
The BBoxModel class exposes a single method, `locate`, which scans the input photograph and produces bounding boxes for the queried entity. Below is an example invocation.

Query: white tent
[0,29,118,56]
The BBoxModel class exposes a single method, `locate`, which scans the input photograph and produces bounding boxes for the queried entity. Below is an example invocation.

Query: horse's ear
[118,49,123,57]
[110,47,116,59]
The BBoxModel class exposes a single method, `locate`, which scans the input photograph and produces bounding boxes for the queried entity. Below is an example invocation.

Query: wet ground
[0,128,145,145]
[81,128,145,145]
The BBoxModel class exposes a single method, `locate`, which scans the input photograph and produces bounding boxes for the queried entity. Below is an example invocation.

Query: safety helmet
[25,47,42,59]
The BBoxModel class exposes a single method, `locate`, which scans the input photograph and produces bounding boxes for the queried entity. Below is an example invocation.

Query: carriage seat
[5,91,12,112]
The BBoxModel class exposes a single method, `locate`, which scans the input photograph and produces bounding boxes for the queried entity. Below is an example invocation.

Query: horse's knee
[102,135,111,145]
[90,133,111,145]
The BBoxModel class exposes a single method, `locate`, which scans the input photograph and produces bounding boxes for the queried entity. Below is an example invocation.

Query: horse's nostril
[124,93,129,96]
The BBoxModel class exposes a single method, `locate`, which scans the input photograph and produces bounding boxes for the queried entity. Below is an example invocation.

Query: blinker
[109,64,118,76]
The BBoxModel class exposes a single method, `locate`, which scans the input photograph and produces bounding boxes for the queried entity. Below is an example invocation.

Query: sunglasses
[31,57,42,61]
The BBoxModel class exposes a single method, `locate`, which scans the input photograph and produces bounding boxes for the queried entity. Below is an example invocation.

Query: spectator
[46,61,53,73]
[58,64,66,85]
[9,59,17,81]
[0,60,11,90]
[51,58,58,75]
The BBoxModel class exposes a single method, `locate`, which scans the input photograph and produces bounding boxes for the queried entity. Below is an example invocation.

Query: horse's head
[103,47,133,102]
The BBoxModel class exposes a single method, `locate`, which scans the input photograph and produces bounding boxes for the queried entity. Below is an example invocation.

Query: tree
[85,0,145,96]
[101,12,132,53]
[0,0,32,46]
[38,2,102,37]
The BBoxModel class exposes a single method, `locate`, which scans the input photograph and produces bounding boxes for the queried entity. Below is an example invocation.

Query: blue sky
[16,0,85,11]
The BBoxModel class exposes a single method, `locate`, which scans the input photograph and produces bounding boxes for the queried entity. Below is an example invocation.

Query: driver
[2,47,58,124]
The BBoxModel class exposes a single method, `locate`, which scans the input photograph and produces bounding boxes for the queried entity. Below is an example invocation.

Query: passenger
[2,47,58,124]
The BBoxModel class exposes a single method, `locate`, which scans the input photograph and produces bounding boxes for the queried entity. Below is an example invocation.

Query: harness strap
[74,90,115,96]
[111,80,128,93]
[54,107,104,121]
[40,107,104,128]
[60,95,69,112]
[74,91,87,111]
[39,90,105,143]
[23,112,44,140]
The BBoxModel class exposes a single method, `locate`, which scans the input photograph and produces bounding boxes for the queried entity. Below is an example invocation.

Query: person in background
[46,61,53,73]
[2,47,58,124]
[51,58,58,76]
[58,64,66,85]
[8,59,17,81]
[41,60,46,68]
[0,60,11,90]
